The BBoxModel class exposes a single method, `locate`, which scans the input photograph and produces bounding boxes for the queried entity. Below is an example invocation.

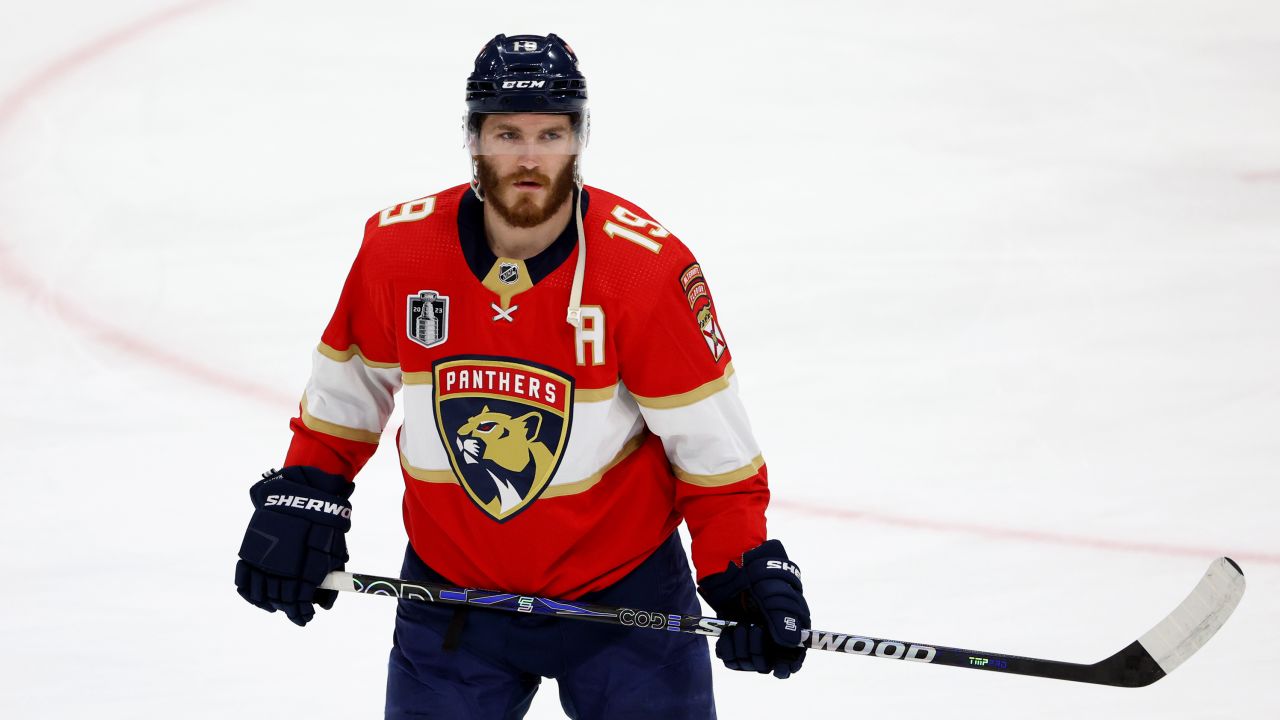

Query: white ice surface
[1,1,1277,718]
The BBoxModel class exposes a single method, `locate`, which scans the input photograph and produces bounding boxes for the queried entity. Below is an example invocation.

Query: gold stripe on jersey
[300,395,382,444]
[317,342,399,369]
[402,371,433,385]
[631,363,736,410]
[542,433,646,499]
[574,384,617,403]
[673,454,765,487]
[399,452,458,484]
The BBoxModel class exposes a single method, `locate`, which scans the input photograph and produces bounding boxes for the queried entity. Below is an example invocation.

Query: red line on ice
[773,498,1280,565]
[0,0,292,408]
[1,3,1275,567]
[1238,169,1280,183]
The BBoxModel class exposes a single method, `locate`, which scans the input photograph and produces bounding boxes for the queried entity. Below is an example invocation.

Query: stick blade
[1136,557,1246,677]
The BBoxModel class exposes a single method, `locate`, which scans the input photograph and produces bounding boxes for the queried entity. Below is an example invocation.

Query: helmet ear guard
[469,158,485,202]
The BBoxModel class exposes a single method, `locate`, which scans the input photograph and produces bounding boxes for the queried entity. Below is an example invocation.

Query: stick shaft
[319,567,1194,687]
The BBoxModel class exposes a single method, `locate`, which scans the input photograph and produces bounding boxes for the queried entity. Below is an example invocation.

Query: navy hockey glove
[235,466,353,627]
[698,540,810,679]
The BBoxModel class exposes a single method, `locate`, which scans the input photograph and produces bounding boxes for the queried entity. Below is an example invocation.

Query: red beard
[475,157,576,229]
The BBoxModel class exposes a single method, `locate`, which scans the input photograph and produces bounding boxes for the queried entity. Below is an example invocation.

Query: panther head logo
[455,406,555,516]
[433,357,574,522]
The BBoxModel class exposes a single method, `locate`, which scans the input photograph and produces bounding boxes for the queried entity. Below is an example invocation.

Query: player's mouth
[512,179,544,192]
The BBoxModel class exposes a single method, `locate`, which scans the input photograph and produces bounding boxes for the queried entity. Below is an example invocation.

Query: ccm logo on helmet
[501,80,546,89]
[766,559,802,579]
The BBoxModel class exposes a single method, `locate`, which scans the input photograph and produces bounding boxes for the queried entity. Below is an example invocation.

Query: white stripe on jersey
[304,351,762,491]
[635,372,763,481]
[302,345,401,439]
[397,381,646,489]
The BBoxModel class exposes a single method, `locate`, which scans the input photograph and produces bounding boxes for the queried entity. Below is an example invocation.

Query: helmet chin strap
[565,157,586,328]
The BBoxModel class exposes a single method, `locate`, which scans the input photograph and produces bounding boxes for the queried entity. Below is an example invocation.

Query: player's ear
[515,412,542,441]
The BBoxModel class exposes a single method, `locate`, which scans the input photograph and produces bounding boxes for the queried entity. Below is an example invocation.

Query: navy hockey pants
[385,532,716,719]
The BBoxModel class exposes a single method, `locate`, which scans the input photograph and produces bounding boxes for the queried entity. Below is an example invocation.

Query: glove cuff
[698,539,804,618]
[277,466,354,499]
[743,539,803,592]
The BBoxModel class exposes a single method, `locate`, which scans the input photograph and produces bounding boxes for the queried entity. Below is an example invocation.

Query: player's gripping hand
[235,466,354,627]
[698,540,810,679]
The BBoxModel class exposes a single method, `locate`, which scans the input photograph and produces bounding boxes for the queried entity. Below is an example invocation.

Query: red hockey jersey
[284,183,768,599]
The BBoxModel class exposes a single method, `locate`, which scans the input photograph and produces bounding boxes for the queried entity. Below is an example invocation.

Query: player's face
[473,114,578,229]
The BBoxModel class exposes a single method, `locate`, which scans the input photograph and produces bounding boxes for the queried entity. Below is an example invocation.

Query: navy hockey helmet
[465,33,588,136]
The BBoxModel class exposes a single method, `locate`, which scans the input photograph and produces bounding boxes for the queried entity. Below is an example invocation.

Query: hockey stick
[321,556,1244,687]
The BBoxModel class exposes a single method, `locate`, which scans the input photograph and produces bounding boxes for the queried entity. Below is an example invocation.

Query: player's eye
[497,131,519,141]
[542,131,562,141]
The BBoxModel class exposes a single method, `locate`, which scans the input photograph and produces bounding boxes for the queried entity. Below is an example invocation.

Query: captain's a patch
[432,357,574,522]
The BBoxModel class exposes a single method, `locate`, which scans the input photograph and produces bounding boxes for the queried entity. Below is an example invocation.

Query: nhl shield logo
[433,357,574,522]
[498,262,520,285]
[408,290,448,348]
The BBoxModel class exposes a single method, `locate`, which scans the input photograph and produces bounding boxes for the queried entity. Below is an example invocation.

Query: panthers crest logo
[433,357,573,522]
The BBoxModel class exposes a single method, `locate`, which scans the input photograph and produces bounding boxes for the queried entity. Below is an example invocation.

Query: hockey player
[234,33,811,719]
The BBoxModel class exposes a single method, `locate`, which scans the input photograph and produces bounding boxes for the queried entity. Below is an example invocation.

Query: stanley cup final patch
[433,357,574,522]
[408,290,449,348]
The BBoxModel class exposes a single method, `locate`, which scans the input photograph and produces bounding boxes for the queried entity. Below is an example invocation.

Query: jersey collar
[457,186,590,285]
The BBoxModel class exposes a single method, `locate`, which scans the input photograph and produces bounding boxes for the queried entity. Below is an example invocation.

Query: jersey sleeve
[284,217,402,480]
[615,241,768,581]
